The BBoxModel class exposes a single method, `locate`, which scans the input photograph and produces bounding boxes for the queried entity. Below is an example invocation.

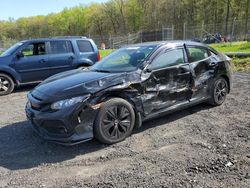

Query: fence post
[172,24,174,40]
[162,26,164,41]
[183,22,186,40]
[231,17,236,42]
[109,34,112,49]
[140,31,143,43]
[201,21,205,39]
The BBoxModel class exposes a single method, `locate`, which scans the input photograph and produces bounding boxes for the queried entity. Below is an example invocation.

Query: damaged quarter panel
[187,45,232,101]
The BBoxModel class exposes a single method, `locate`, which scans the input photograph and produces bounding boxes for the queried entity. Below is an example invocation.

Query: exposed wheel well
[0,71,17,86]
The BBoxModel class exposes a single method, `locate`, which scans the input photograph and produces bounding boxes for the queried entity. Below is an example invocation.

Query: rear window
[187,47,209,62]
[49,41,73,54]
[77,40,94,53]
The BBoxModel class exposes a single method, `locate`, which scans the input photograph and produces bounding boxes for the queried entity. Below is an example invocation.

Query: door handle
[69,56,75,60]
[209,62,216,67]
[39,59,46,63]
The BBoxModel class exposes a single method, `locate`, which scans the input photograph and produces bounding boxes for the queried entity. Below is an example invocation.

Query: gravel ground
[0,73,249,188]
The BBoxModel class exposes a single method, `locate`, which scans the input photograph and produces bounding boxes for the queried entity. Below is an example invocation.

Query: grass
[209,42,250,72]
[1,43,250,72]
[210,41,250,53]
[100,42,250,72]
[100,49,115,58]
[231,57,250,72]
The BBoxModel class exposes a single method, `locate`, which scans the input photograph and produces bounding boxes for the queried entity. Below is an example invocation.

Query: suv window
[187,47,209,62]
[21,42,46,56]
[77,40,94,53]
[150,48,185,70]
[49,41,73,54]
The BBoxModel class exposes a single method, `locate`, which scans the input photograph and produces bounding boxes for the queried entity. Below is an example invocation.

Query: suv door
[186,46,215,101]
[13,42,50,83]
[141,47,192,115]
[48,40,76,76]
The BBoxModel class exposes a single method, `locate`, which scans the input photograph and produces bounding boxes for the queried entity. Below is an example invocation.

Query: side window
[150,49,185,70]
[77,40,94,53]
[49,41,73,54]
[21,42,46,56]
[187,47,209,62]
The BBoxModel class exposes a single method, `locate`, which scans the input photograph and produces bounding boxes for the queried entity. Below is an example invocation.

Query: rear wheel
[209,77,228,106]
[94,98,135,144]
[0,74,15,96]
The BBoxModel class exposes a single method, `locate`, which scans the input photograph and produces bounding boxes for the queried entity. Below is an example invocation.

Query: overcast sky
[0,0,108,21]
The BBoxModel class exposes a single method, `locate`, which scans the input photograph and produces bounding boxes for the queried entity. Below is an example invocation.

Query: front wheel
[94,98,135,144]
[0,74,15,96]
[209,77,228,106]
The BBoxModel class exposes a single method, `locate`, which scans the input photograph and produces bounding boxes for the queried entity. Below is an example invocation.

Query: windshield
[0,42,23,57]
[90,45,157,73]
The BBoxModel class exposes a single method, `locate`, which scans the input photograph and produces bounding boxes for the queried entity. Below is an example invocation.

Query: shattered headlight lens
[51,95,90,110]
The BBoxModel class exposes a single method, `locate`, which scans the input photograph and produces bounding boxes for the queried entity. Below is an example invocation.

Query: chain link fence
[0,19,249,51]
[90,19,249,49]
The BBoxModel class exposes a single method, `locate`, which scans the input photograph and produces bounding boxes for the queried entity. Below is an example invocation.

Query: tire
[94,98,135,144]
[77,65,89,70]
[0,73,15,96]
[209,77,228,106]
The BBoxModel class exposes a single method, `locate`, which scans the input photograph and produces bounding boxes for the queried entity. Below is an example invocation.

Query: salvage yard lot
[0,73,249,187]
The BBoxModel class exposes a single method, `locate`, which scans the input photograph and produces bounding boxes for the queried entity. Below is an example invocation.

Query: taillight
[97,51,101,61]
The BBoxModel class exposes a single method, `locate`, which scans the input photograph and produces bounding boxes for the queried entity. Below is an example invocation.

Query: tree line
[0,0,249,47]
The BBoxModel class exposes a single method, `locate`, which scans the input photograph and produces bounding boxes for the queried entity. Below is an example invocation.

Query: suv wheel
[209,77,228,106]
[0,74,15,96]
[77,65,89,69]
[94,98,135,144]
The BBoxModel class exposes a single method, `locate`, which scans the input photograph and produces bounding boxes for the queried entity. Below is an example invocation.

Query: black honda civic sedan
[26,41,232,145]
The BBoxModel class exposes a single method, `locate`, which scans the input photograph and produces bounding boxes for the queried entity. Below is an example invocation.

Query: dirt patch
[0,73,249,187]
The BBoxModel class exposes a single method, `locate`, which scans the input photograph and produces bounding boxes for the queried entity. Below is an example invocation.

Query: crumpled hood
[30,69,131,102]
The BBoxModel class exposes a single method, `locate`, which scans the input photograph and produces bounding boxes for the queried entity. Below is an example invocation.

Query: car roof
[20,36,89,43]
[125,40,208,48]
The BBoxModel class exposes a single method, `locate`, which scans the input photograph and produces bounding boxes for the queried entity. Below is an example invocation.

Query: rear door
[186,46,216,101]
[141,47,192,115]
[13,41,50,83]
[47,40,76,76]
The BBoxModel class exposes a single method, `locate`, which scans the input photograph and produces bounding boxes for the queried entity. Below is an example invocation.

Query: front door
[14,42,50,83]
[141,47,192,115]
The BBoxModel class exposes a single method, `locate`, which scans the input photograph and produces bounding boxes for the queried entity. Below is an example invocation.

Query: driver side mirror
[16,51,24,59]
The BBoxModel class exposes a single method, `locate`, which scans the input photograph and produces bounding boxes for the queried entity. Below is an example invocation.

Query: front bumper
[25,100,98,145]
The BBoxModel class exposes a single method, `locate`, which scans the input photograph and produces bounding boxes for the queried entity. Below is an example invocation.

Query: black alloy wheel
[94,98,135,144]
[210,77,228,106]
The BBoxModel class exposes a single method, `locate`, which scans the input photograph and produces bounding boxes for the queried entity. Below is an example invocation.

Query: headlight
[51,95,90,110]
